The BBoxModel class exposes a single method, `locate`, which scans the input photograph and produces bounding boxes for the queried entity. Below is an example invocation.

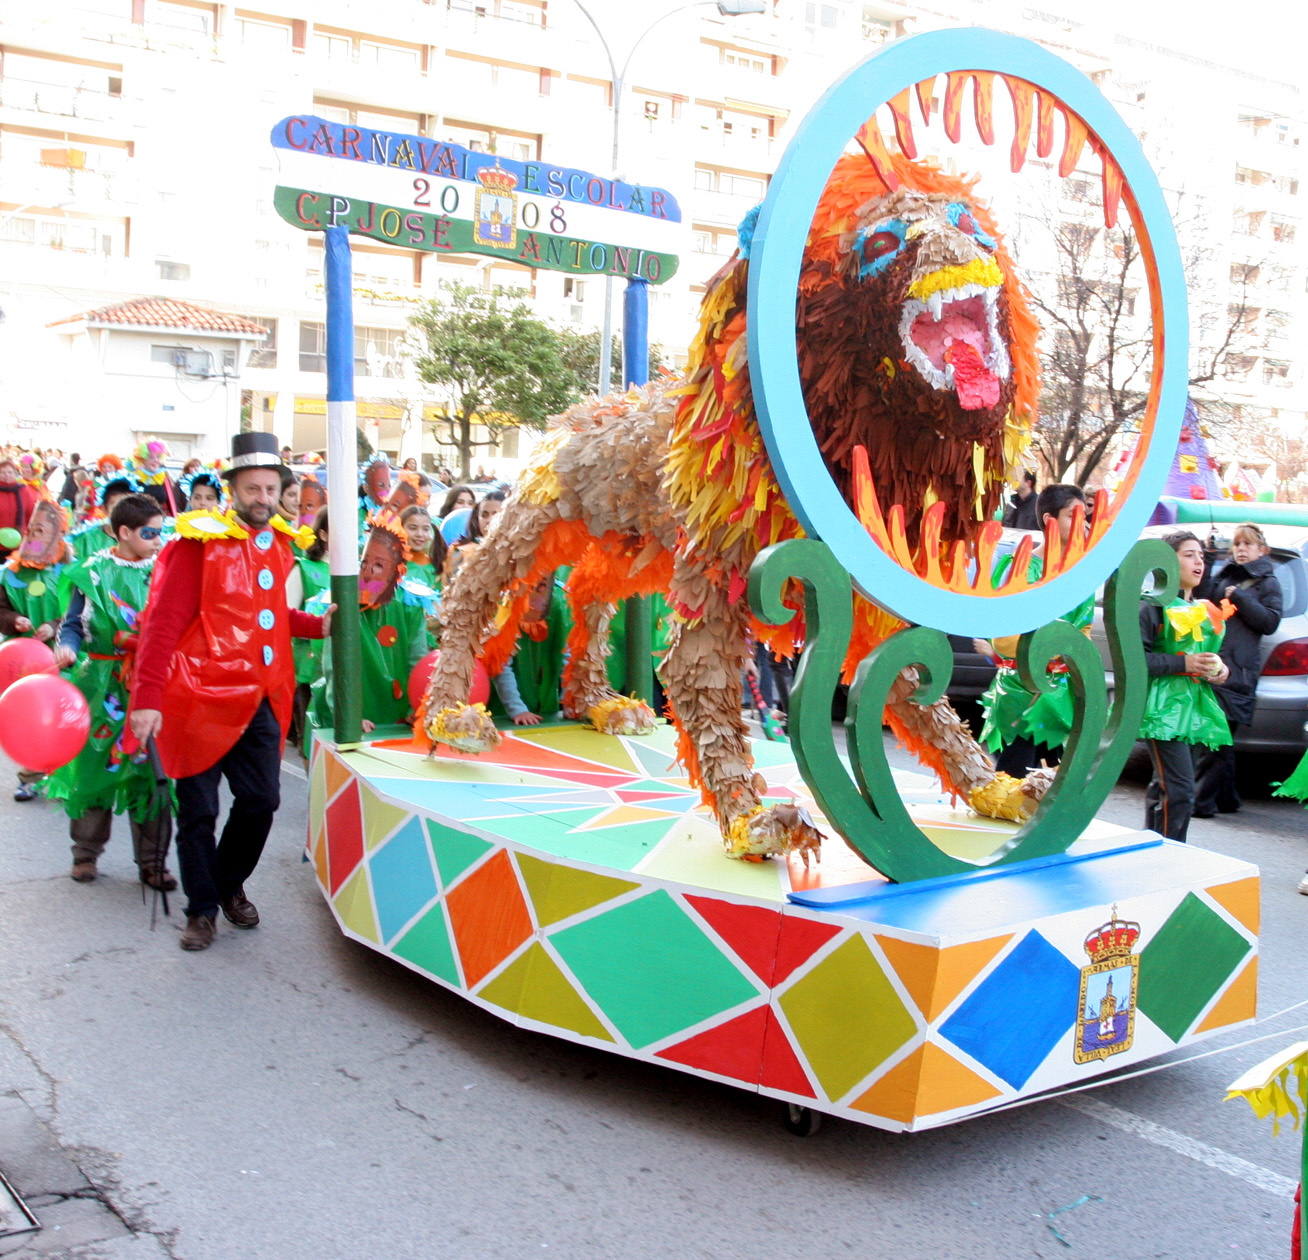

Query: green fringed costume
[1,559,69,637]
[310,581,431,730]
[494,580,569,720]
[1140,598,1232,748]
[293,552,330,688]
[46,551,165,820]
[1272,748,1308,804]
[68,522,116,566]
[979,556,1095,753]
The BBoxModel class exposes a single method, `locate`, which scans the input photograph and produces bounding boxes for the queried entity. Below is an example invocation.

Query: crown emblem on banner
[476,163,518,196]
[1083,905,1141,961]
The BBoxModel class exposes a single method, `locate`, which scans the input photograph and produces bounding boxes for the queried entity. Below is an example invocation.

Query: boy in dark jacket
[1195,523,1282,816]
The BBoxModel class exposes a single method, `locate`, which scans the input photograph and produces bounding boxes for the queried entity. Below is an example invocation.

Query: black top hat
[223,432,284,479]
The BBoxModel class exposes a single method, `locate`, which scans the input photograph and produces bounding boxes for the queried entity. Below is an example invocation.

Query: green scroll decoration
[748,538,1179,883]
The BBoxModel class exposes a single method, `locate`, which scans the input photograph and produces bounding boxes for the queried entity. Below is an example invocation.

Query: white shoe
[1298,874,1308,896]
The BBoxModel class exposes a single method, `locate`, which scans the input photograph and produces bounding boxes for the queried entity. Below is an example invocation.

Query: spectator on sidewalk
[1194,523,1282,817]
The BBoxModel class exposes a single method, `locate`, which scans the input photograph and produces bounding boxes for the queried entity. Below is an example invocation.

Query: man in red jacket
[130,433,334,951]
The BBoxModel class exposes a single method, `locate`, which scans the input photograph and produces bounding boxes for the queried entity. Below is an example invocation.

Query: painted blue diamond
[369,816,437,944]
[940,930,1081,1090]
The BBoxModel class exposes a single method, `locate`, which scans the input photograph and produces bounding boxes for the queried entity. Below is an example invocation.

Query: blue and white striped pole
[324,225,363,745]
[621,276,653,702]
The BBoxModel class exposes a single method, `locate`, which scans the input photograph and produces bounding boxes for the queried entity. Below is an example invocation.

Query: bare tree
[1021,211,1257,486]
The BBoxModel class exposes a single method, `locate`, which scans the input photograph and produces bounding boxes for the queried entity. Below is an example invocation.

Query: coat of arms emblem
[473,163,518,249]
[1074,906,1140,1064]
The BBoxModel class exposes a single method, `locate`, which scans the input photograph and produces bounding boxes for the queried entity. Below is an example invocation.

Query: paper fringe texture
[424,152,1046,863]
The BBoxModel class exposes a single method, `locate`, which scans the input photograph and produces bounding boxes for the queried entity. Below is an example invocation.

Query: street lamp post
[572,0,766,394]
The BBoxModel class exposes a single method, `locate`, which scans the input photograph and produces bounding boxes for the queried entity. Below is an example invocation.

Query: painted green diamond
[551,890,759,1048]
[1138,892,1251,1042]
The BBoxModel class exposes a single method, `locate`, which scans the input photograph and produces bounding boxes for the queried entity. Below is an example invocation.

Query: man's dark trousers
[174,698,281,919]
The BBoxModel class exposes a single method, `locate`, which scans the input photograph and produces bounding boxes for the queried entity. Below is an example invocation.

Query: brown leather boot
[220,887,259,929]
[139,867,178,892]
[70,861,97,883]
[179,914,216,951]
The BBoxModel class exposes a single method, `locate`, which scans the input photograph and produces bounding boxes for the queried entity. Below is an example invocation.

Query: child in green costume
[1140,530,1232,843]
[979,484,1095,777]
[47,494,175,886]
[67,477,136,565]
[309,517,432,733]
[291,506,331,748]
[0,497,74,801]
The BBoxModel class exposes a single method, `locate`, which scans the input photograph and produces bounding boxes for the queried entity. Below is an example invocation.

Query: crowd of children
[1,442,1305,895]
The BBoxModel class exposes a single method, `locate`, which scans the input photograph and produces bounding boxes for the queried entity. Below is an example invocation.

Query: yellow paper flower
[1225,1040,1308,1136]
[1166,602,1211,643]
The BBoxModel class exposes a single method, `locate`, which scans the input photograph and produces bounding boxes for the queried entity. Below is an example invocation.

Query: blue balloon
[439,508,472,545]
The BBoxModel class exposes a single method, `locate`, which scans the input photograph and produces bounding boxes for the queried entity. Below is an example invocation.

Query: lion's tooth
[929,291,944,321]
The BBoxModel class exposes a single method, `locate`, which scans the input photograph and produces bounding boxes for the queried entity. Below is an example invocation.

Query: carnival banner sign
[271,116,681,283]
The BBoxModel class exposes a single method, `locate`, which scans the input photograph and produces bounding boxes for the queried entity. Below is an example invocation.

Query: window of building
[356,325,406,376]
[693,166,766,199]
[1234,211,1264,237]
[359,40,422,72]
[1271,216,1297,244]
[299,321,326,373]
[1262,359,1291,386]
[313,32,351,60]
[157,1,216,35]
[245,316,277,368]
[1062,222,1098,253]
[805,3,839,30]
[156,259,190,281]
[1228,304,1261,334]
[1230,262,1260,286]
[1223,354,1255,380]
[721,49,769,73]
[150,345,186,365]
[236,17,292,52]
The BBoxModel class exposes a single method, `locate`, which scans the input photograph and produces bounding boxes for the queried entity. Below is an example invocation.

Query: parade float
[288,29,1260,1133]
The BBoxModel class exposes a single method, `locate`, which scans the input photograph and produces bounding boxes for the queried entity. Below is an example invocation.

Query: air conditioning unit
[173,348,212,377]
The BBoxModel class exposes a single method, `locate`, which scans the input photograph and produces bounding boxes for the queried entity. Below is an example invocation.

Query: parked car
[1091,524,1308,760]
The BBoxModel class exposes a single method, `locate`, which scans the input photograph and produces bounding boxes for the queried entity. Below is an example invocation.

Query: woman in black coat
[1194,523,1282,815]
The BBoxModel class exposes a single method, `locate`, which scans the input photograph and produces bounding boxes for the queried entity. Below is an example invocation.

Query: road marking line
[1060,1096,1296,1198]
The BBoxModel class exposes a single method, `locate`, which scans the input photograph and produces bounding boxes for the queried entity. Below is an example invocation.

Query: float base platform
[307,722,1259,1132]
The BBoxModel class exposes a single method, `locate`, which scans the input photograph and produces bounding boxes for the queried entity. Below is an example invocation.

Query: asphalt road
[0,733,1304,1260]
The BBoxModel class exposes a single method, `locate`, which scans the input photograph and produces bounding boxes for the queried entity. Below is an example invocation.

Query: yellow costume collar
[174,509,314,549]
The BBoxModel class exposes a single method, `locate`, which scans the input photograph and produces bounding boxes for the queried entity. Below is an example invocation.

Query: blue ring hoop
[746,28,1187,635]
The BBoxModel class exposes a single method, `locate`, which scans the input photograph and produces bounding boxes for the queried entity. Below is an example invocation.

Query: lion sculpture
[420,150,1049,864]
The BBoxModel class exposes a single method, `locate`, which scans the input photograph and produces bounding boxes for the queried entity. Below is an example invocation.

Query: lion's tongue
[945,340,1000,411]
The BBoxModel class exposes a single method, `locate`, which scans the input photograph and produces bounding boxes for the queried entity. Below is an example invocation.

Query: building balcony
[0,163,138,213]
[0,77,131,130]
[440,6,557,67]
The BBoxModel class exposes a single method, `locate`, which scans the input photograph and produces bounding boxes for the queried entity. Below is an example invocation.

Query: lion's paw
[968,766,1056,823]
[724,804,823,867]
[586,696,658,737]
[425,703,501,754]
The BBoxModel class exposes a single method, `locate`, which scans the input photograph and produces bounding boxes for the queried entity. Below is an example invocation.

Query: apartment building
[0,0,1302,473]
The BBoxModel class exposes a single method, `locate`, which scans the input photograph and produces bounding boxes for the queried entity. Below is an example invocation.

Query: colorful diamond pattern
[393,903,461,986]
[310,725,1260,1131]
[778,935,917,1101]
[551,891,759,1049]
[325,780,364,895]
[369,817,437,943]
[1138,892,1252,1042]
[444,849,533,988]
[940,931,1080,1089]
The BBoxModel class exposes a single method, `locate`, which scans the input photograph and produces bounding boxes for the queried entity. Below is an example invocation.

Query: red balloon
[408,649,440,710]
[0,674,90,773]
[468,659,491,707]
[0,637,57,695]
[407,650,492,710]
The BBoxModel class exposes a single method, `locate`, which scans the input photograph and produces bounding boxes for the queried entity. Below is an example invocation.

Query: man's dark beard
[236,501,273,526]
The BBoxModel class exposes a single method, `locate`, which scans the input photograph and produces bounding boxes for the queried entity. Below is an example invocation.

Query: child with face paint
[69,478,137,565]
[0,498,75,800]
[47,494,175,886]
[309,518,432,731]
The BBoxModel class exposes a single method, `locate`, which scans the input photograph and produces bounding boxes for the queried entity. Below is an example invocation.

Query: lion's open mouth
[898,286,1010,410]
